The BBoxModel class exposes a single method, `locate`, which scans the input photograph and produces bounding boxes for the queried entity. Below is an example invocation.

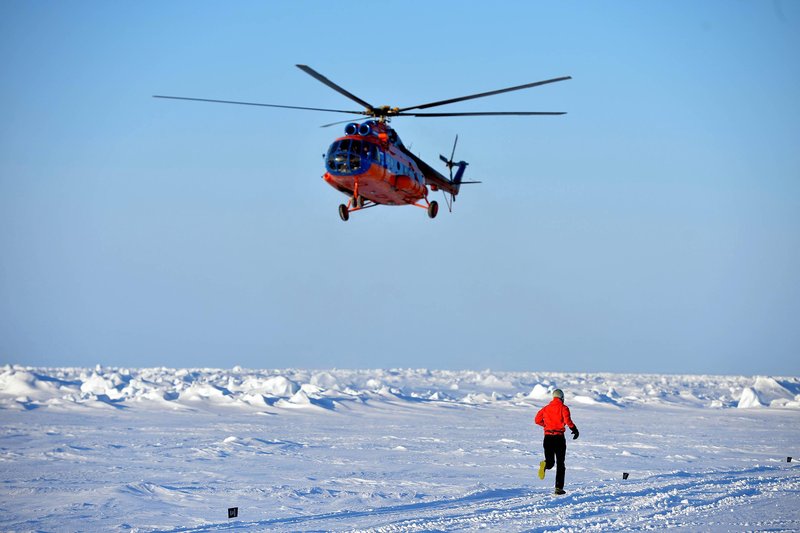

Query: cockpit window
[326,139,376,174]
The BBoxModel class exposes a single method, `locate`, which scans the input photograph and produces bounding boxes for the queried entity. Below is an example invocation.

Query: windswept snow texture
[1,366,799,532]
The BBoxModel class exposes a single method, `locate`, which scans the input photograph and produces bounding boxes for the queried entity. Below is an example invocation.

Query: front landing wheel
[338,204,349,221]
[427,200,439,219]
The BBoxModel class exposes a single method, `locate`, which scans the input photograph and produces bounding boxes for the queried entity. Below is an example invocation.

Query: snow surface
[1,366,799,531]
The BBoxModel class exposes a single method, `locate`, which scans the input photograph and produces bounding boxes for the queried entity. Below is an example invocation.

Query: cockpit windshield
[326,139,377,174]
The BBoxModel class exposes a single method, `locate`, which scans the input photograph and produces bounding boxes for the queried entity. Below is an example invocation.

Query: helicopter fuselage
[323,121,427,206]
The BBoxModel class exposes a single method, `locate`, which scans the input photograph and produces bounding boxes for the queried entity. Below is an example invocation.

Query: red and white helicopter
[155,65,570,221]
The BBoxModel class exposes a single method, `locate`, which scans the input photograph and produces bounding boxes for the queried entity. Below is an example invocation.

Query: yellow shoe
[538,460,546,480]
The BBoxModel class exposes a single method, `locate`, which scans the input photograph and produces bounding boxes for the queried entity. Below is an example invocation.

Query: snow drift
[1,365,797,413]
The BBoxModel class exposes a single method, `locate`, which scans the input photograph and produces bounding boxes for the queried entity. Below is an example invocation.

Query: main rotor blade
[153,95,361,114]
[400,111,567,117]
[398,76,571,112]
[296,64,375,111]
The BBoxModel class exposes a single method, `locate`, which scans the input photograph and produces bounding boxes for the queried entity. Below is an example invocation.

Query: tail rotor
[439,135,478,212]
[439,135,459,181]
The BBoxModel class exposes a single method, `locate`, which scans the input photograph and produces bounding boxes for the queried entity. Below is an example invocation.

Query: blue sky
[1,1,798,374]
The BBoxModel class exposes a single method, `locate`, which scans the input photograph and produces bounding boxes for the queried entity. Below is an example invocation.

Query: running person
[535,388,579,495]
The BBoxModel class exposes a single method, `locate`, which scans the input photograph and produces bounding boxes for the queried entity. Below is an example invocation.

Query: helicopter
[154,65,570,221]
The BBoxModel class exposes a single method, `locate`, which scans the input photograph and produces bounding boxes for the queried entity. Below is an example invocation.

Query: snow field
[1,366,798,531]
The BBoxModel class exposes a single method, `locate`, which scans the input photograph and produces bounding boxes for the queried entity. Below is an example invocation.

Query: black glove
[570,426,579,440]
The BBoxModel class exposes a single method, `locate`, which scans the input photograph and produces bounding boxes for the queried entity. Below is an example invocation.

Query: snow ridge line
[3,366,799,412]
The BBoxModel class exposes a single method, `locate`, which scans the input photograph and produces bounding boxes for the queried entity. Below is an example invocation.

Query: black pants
[543,434,567,489]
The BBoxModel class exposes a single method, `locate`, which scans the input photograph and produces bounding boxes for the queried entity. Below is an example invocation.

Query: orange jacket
[535,398,576,435]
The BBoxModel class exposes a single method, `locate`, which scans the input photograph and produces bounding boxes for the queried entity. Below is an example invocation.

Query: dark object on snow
[554,488,566,495]
[570,426,579,440]
[228,507,238,519]
[623,472,630,480]
[789,457,793,463]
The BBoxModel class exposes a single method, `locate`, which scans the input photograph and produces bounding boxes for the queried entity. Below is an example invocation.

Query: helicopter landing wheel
[338,204,349,222]
[427,200,439,219]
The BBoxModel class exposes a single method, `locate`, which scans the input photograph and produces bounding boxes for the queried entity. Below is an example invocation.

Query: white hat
[552,389,564,399]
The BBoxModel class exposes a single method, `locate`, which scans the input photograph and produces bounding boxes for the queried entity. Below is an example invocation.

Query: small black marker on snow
[228,507,238,519]
[622,472,629,480]
[789,457,793,463]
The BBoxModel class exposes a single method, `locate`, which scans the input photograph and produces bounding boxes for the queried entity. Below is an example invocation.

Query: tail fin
[452,160,468,196]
